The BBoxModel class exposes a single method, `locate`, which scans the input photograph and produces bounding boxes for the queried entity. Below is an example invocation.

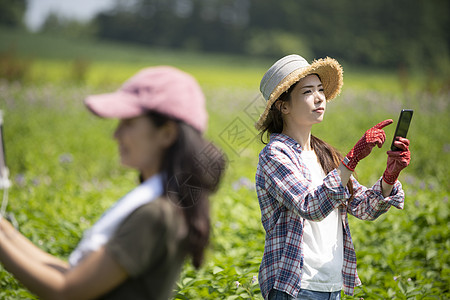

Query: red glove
[383,137,411,185]
[342,119,393,171]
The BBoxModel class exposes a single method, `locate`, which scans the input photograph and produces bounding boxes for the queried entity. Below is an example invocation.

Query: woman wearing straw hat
[0,66,225,299]
[255,55,411,299]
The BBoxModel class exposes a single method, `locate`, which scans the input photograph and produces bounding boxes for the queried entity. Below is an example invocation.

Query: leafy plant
[0,51,448,300]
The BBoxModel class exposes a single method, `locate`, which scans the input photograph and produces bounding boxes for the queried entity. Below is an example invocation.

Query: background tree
[0,0,27,28]
[77,0,450,74]
[40,12,98,39]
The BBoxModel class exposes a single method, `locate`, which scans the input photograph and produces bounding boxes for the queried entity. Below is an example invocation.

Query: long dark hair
[144,111,226,269]
[259,82,354,199]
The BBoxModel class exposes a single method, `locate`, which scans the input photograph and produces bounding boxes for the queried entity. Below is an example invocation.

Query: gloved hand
[383,137,411,185]
[342,119,393,171]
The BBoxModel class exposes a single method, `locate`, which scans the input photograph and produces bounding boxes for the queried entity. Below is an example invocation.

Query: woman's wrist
[337,162,353,186]
[381,178,394,197]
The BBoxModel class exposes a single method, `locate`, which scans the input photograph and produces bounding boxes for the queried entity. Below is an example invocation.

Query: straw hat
[256,54,343,130]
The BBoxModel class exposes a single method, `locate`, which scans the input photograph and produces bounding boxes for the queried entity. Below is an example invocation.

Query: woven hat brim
[255,57,343,130]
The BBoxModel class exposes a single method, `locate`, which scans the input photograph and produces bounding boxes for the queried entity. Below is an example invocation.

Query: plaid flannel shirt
[256,133,405,299]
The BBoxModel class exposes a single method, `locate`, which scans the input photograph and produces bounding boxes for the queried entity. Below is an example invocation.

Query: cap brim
[85,91,146,119]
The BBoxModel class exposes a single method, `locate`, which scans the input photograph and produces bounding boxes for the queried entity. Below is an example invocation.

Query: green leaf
[182,277,194,287]
[213,266,224,274]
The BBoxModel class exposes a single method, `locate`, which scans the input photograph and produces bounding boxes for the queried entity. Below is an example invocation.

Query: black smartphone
[390,109,413,151]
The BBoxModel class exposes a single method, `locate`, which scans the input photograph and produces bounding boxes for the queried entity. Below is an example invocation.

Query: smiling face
[279,74,326,130]
[113,115,177,180]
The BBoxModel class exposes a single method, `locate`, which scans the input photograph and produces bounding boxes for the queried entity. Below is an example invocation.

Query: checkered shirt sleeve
[347,176,404,220]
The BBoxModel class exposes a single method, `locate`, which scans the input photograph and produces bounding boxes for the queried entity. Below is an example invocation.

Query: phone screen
[391,109,413,151]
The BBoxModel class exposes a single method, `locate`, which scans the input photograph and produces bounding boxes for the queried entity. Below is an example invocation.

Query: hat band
[260,55,309,101]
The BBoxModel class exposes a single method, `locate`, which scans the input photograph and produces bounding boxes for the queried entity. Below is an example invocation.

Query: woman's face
[281,74,326,129]
[113,115,175,179]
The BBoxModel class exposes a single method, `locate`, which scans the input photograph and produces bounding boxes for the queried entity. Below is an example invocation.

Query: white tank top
[300,149,343,292]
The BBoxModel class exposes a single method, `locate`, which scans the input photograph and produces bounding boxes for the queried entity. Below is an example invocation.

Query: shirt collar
[269,132,303,151]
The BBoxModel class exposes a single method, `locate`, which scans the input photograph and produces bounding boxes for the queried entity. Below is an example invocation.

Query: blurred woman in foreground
[0,66,225,299]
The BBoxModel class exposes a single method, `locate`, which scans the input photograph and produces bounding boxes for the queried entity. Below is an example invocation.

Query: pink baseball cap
[85,66,208,133]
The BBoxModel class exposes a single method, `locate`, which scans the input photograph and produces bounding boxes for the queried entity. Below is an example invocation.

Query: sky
[25,0,116,31]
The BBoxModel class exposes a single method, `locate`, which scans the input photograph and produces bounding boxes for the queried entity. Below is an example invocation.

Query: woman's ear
[276,100,290,115]
[159,121,179,148]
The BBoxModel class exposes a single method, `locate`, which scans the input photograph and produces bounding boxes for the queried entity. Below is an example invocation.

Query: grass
[3,26,447,92]
[0,26,270,90]
[0,27,449,299]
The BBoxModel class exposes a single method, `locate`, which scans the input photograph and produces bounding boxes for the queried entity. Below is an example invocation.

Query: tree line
[2,0,449,73]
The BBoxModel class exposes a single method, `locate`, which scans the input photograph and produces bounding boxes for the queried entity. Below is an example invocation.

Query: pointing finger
[373,119,393,130]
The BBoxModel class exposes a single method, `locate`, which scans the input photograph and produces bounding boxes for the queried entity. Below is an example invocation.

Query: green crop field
[0,28,449,299]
